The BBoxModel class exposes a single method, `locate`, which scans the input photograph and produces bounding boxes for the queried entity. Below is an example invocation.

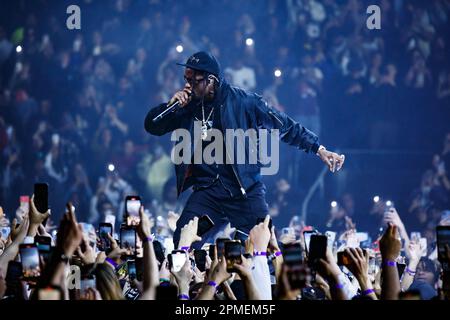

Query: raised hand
[178,217,202,249]
[317,147,345,173]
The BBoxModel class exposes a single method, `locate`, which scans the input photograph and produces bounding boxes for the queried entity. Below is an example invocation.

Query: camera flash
[16,45,23,53]
[385,200,392,207]
[331,201,337,208]
[108,164,115,172]
[274,69,282,78]
[245,38,254,46]
[373,196,380,203]
[176,45,184,53]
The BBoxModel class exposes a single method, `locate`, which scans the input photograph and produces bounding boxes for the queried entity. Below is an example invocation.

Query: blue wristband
[178,294,190,300]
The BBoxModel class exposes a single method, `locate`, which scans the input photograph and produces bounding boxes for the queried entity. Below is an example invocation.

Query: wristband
[207,281,218,289]
[105,257,118,268]
[274,251,282,257]
[362,289,375,296]
[180,246,190,252]
[335,283,344,290]
[178,294,190,300]
[384,260,396,267]
[405,267,416,275]
[144,236,154,243]
[253,251,267,257]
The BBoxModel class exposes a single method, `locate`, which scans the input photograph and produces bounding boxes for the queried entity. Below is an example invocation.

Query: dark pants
[173,180,269,249]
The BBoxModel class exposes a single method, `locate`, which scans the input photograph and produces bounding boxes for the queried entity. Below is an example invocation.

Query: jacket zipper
[268,110,283,126]
[221,104,247,198]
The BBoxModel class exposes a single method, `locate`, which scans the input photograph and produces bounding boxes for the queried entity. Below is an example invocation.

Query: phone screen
[194,250,207,272]
[128,260,137,279]
[99,223,113,251]
[120,227,137,255]
[20,244,41,279]
[197,215,214,237]
[153,240,166,264]
[209,244,216,259]
[308,235,327,268]
[169,251,187,272]
[37,287,62,300]
[225,241,242,272]
[283,243,303,266]
[303,231,315,254]
[216,238,228,259]
[80,276,96,295]
[34,183,48,214]
[126,197,141,226]
[35,236,51,261]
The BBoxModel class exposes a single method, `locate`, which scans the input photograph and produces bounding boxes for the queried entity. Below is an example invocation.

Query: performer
[145,51,345,247]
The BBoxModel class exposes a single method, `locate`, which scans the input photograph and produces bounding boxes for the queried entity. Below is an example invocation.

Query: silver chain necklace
[195,104,214,140]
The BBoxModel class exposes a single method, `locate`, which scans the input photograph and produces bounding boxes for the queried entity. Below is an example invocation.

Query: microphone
[152,92,192,123]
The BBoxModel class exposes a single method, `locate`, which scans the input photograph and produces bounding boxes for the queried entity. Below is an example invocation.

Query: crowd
[0,0,450,301]
[0,194,449,301]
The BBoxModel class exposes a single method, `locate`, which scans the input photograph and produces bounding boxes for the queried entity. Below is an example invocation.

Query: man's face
[184,68,215,101]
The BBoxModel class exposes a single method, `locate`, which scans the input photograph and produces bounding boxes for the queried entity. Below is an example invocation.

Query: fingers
[337,154,345,171]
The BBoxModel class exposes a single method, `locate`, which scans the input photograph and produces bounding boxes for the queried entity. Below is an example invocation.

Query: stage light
[274,69,282,77]
[176,45,184,53]
[331,201,338,208]
[108,164,115,172]
[373,196,380,203]
[245,38,254,46]
[16,45,23,53]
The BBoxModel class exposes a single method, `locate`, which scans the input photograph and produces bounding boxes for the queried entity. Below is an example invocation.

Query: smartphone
[34,183,49,225]
[99,223,113,252]
[194,249,207,272]
[303,230,316,254]
[436,226,450,271]
[125,196,141,226]
[80,275,96,295]
[283,243,304,267]
[256,217,273,230]
[283,243,309,289]
[135,257,143,282]
[19,243,41,281]
[127,259,137,280]
[35,235,52,261]
[397,263,406,279]
[120,226,137,257]
[168,250,187,272]
[308,235,328,268]
[215,238,228,259]
[209,244,216,259]
[233,230,249,246]
[37,285,63,300]
[197,215,215,237]
[224,240,242,272]
[19,195,30,214]
[153,240,166,265]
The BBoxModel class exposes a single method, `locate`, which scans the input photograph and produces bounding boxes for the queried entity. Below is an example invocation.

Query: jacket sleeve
[144,103,185,136]
[252,94,320,154]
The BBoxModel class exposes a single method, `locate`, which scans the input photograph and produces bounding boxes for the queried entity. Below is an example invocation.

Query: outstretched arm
[253,95,345,172]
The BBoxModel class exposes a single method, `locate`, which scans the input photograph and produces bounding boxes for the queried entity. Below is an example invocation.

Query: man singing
[145,51,345,247]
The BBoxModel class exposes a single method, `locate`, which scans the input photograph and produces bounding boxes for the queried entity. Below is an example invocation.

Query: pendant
[201,124,208,140]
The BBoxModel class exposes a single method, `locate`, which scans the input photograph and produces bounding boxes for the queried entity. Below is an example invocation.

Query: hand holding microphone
[152,86,193,123]
[169,85,193,107]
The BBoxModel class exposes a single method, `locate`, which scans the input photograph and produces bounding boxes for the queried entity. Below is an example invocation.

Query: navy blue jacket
[144,79,320,197]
